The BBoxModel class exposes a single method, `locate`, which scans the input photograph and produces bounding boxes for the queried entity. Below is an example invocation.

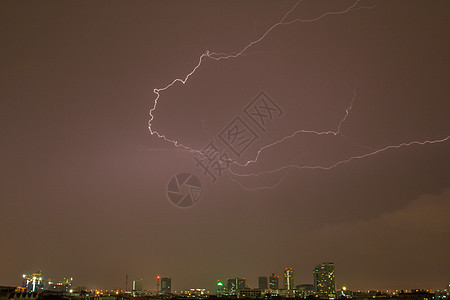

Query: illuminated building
[132,279,143,293]
[296,284,315,298]
[237,288,262,298]
[216,281,226,296]
[46,277,73,292]
[269,273,279,290]
[22,272,44,292]
[227,278,236,294]
[283,268,295,290]
[227,278,246,294]
[181,288,206,297]
[237,278,246,290]
[258,276,268,290]
[161,277,171,294]
[313,262,336,298]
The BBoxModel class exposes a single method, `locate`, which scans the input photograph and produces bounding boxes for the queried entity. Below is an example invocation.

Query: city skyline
[12,264,448,294]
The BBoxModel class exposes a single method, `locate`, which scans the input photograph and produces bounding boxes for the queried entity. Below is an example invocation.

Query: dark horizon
[1,0,449,293]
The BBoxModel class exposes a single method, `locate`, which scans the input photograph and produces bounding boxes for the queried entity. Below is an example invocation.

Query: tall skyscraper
[227,278,246,294]
[258,276,268,290]
[237,278,246,290]
[313,262,336,298]
[269,273,279,290]
[283,268,295,290]
[161,277,171,294]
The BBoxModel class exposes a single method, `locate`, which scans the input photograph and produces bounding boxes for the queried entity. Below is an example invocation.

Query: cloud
[323,189,450,236]
[297,189,450,290]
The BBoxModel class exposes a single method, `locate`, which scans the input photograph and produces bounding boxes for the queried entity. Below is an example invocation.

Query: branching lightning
[148,0,371,149]
[148,0,449,190]
[227,136,450,191]
[231,89,358,168]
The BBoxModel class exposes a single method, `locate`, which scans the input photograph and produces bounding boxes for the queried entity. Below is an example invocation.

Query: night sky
[1,0,449,293]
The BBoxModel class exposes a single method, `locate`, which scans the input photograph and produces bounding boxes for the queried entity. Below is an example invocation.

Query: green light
[217,281,223,287]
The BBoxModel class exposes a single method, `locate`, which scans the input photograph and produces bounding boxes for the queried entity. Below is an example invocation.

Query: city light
[12,268,448,300]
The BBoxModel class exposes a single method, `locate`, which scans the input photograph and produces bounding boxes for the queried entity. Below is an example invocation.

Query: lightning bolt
[207,0,374,61]
[148,0,373,151]
[148,0,449,191]
[231,89,359,168]
[227,136,450,191]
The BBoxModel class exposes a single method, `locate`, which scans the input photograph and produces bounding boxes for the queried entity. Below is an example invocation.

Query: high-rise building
[132,279,143,292]
[269,273,279,290]
[161,277,171,294]
[227,278,236,294]
[227,278,246,294]
[258,276,268,290]
[313,262,336,298]
[237,278,246,290]
[22,271,44,292]
[216,281,226,296]
[283,268,295,290]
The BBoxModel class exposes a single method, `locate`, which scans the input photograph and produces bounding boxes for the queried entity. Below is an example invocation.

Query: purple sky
[1,0,449,293]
